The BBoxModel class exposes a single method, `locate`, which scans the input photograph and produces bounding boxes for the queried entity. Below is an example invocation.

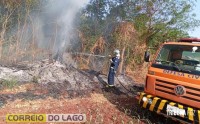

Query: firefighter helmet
[114,49,120,57]
[114,49,120,54]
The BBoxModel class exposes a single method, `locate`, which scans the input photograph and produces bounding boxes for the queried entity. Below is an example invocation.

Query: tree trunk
[118,46,125,74]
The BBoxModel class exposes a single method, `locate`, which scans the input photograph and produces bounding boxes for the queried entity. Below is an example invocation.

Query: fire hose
[69,52,137,95]
[115,75,137,95]
[69,52,108,58]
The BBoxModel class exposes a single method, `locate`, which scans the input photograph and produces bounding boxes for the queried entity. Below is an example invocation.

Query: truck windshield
[152,44,200,75]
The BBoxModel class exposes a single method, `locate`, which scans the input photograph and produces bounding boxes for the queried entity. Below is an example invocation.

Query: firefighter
[171,51,182,62]
[107,49,120,87]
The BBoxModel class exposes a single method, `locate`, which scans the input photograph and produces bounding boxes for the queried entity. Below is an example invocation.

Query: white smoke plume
[35,0,89,60]
[0,0,90,65]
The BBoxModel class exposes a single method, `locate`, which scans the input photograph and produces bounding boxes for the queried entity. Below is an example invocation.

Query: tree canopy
[0,0,199,70]
[79,0,200,48]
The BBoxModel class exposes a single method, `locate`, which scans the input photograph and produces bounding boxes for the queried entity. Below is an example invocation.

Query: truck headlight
[142,97,147,102]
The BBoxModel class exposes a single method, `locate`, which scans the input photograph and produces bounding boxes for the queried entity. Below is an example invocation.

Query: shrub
[0,78,18,89]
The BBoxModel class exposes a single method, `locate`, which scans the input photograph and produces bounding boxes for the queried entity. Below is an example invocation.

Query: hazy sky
[188,1,200,38]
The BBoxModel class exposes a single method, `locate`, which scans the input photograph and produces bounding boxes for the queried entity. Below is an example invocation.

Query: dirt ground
[0,75,177,124]
[0,82,145,124]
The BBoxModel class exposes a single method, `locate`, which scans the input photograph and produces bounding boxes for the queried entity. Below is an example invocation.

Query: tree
[77,0,200,73]
[110,22,138,73]
[132,0,200,46]
[0,0,41,63]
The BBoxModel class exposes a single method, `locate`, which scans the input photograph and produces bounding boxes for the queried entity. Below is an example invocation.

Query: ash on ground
[0,60,143,102]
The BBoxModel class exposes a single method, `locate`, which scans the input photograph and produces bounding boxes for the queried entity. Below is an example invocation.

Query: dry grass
[126,63,148,83]
[0,82,157,124]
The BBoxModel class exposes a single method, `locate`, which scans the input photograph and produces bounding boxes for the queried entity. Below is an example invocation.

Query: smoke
[35,0,89,60]
[0,0,90,65]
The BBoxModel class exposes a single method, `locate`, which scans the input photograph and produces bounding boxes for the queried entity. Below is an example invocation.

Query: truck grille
[155,79,200,102]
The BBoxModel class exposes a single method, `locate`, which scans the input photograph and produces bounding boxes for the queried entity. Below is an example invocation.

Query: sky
[188,0,200,38]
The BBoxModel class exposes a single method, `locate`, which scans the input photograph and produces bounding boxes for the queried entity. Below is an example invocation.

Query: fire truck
[138,38,200,124]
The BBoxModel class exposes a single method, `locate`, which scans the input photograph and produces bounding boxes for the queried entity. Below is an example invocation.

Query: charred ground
[0,60,178,124]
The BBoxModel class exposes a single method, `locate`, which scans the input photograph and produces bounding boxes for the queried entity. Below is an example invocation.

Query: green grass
[0,78,18,89]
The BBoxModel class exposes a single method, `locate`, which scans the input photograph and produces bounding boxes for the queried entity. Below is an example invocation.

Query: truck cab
[139,38,200,124]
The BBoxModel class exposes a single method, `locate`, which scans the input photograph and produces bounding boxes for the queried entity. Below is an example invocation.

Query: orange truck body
[139,38,200,124]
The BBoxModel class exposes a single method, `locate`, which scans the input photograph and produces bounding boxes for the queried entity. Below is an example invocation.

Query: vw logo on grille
[174,85,186,96]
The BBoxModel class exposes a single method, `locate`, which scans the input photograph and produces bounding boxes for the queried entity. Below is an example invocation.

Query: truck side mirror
[144,51,150,62]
